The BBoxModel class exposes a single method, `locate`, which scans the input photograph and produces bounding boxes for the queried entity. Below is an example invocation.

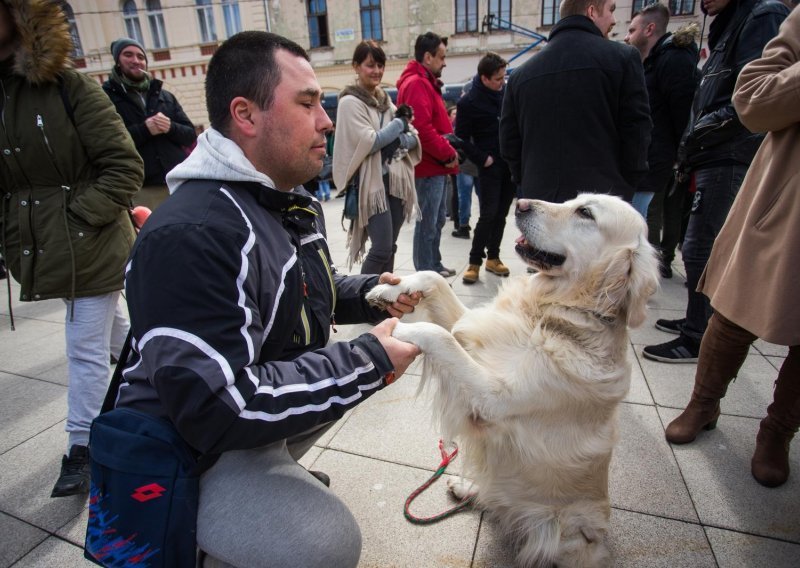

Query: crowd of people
[1,0,798,565]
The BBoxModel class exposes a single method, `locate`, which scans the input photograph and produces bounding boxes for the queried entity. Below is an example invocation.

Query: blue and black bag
[84,335,202,568]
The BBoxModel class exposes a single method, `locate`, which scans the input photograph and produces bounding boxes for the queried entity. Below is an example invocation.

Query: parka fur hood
[2,0,73,84]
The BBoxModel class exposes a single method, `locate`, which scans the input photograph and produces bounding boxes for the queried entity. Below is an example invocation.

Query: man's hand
[444,156,459,169]
[378,272,421,318]
[369,318,420,379]
[145,112,171,135]
[484,155,494,168]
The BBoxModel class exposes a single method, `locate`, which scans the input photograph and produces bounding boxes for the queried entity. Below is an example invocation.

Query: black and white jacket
[118,129,393,455]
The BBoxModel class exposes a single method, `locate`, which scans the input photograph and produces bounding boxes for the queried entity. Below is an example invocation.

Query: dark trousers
[681,164,747,341]
[469,162,515,265]
[647,173,686,266]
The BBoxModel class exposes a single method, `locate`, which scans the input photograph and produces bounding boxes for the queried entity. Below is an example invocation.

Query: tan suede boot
[751,350,800,488]
[665,314,753,444]
[485,258,509,276]
[463,264,480,284]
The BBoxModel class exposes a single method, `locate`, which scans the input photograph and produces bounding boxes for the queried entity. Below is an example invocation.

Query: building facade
[64,0,703,130]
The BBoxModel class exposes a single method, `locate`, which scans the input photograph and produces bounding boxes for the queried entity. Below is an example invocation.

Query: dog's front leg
[366,271,468,332]
[392,321,506,423]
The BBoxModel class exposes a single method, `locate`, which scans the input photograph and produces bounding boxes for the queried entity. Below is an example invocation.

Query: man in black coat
[643,0,789,364]
[455,53,515,284]
[624,3,699,277]
[499,0,651,203]
[103,38,197,209]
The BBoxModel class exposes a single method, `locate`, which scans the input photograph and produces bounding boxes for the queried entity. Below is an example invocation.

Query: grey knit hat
[110,38,147,64]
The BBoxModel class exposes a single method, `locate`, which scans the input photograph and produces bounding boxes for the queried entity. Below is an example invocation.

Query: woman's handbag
[343,173,360,221]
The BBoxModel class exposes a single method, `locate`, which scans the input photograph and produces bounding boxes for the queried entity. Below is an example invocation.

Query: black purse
[343,173,360,221]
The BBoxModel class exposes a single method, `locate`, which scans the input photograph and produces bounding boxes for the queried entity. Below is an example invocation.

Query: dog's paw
[446,476,478,501]
[365,272,444,310]
[365,282,402,310]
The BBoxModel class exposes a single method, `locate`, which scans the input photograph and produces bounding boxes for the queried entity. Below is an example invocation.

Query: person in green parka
[0,0,143,497]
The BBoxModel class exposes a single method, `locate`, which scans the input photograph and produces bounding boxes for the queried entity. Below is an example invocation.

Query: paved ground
[1,196,798,567]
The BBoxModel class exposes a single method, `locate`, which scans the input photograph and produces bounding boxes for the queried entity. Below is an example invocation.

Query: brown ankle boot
[665,400,721,444]
[665,314,755,445]
[463,264,480,284]
[751,351,800,487]
[751,420,793,487]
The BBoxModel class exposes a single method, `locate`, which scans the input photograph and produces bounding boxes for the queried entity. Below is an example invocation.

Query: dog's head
[515,194,660,327]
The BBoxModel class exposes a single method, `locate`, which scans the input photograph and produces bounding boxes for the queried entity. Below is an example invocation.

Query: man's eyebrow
[296,88,322,99]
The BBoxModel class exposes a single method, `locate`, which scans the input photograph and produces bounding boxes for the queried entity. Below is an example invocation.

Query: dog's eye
[576,206,595,220]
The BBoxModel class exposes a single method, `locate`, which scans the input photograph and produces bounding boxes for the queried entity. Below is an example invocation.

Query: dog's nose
[516,199,532,213]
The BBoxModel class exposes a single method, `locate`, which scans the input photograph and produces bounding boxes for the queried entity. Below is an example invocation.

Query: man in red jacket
[397,32,459,277]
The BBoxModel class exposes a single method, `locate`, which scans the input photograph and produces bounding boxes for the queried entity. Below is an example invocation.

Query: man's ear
[229,96,258,138]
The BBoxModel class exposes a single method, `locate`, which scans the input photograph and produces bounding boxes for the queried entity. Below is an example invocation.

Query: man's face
[118,46,147,80]
[253,49,332,191]
[702,0,732,15]
[424,43,447,78]
[590,0,617,38]
[480,67,506,92]
[624,15,651,60]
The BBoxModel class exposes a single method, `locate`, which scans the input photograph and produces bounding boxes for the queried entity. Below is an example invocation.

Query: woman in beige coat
[664,6,800,488]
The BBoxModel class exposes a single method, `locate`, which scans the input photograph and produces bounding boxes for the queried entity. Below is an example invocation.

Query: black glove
[381,138,402,164]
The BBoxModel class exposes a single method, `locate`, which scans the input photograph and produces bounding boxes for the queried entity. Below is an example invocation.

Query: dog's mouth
[515,236,566,270]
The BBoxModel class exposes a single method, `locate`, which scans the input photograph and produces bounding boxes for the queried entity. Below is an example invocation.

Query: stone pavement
[1,196,798,567]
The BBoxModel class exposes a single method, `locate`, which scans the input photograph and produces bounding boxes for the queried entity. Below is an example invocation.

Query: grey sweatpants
[197,423,361,568]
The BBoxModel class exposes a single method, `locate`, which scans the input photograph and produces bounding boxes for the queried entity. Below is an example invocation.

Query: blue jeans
[63,292,128,452]
[632,191,654,219]
[456,173,476,227]
[317,180,331,200]
[681,165,747,341]
[413,175,448,271]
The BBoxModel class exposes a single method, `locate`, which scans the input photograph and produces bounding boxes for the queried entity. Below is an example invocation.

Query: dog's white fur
[366,195,660,567]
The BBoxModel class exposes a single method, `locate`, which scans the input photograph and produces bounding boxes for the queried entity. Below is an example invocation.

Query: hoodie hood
[396,59,442,93]
[166,128,281,194]
[671,22,700,48]
[1,0,73,84]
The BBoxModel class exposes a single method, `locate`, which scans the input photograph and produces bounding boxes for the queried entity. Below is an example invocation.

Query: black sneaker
[309,470,331,487]
[655,318,686,335]
[659,263,673,279]
[51,445,90,497]
[642,335,700,363]
[451,227,471,239]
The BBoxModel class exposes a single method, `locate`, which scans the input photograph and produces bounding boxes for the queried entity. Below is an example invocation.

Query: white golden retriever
[366,194,660,567]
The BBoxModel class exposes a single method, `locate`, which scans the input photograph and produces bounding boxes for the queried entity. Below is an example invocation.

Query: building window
[196,0,218,43]
[455,0,478,33]
[146,0,168,49]
[122,0,145,46]
[307,0,330,48]
[222,0,242,38]
[669,0,695,15]
[488,0,511,23]
[631,0,648,17]
[542,0,560,26]
[57,2,83,57]
[360,0,383,41]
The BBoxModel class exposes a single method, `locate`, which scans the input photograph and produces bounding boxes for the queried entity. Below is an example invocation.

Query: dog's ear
[595,236,660,327]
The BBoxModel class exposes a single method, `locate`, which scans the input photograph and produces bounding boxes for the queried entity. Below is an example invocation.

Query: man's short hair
[634,2,670,35]
[206,31,308,135]
[560,0,608,18]
[414,31,448,63]
[477,52,507,79]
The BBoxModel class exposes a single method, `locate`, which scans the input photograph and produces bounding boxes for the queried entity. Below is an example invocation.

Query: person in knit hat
[103,37,196,210]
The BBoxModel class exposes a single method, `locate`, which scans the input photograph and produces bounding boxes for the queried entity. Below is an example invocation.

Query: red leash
[403,440,475,524]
